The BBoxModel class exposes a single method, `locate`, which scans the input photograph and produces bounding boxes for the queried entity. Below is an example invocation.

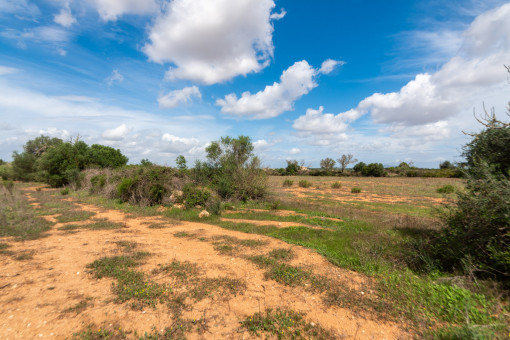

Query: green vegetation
[282,179,293,187]
[331,181,341,189]
[436,184,455,194]
[298,180,311,188]
[241,308,336,339]
[351,187,361,193]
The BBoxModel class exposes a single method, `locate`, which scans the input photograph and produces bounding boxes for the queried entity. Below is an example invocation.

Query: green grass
[241,308,336,339]
[0,186,53,240]
[56,210,96,223]
[58,219,127,231]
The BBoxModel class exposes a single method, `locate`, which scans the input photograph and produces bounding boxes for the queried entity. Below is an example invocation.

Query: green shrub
[436,184,455,194]
[60,188,70,195]
[117,177,138,202]
[351,187,361,193]
[353,162,366,174]
[362,163,385,177]
[406,170,418,177]
[282,179,293,187]
[205,196,222,215]
[182,184,211,209]
[90,174,107,193]
[331,181,341,189]
[298,180,311,188]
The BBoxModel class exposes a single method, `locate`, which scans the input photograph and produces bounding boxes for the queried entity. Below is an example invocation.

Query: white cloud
[318,59,344,75]
[270,9,286,20]
[88,0,159,21]
[289,148,301,155]
[160,134,200,153]
[102,124,129,141]
[339,3,510,128]
[0,65,20,75]
[54,4,77,27]
[106,69,124,86]
[58,48,67,56]
[382,121,451,141]
[158,86,201,109]
[218,60,338,119]
[143,0,279,84]
[0,0,39,17]
[293,106,350,135]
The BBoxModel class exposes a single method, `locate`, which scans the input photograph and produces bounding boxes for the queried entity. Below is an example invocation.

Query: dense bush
[182,184,211,209]
[351,187,362,193]
[362,163,385,177]
[436,184,455,194]
[282,179,293,187]
[11,136,128,187]
[298,180,311,188]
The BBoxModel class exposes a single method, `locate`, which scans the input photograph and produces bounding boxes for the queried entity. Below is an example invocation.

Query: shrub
[362,163,385,177]
[117,177,138,202]
[182,184,211,209]
[436,184,455,194]
[331,181,341,189]
[298,180,311,188]
[406,170,418,177]
[90,174,107,193]
[351,187,361,193]
[353,162,366,174]
[282,179,293,187]
[60,188,70,195]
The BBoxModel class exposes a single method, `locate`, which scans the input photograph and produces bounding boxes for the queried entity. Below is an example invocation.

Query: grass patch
[436,184,455,194]
[58,219,126,231]
[241,308,336,339]
[331,181,341,189]
[63,298,93,314]
[56,210,96,223]
[298,180,312,188]
[282,179,294,187]
[351,187,362,193]
[0,185,53,240]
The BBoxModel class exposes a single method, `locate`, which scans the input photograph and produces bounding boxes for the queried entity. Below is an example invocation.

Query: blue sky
[0,0,509,168]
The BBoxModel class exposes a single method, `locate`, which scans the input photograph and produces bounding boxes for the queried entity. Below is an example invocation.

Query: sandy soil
[0,187,408,339]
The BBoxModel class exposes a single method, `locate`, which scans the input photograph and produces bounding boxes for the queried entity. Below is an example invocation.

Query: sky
[0,0,509,168]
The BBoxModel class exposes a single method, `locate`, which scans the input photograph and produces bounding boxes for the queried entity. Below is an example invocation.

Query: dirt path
[0,188,407,339]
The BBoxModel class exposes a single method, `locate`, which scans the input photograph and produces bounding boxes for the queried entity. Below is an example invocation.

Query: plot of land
[0,185,407,339]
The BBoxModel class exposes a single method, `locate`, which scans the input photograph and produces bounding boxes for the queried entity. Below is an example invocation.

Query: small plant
[60,187,70,195]
[268,200,281,210]
[331,181,341,189]
[436,184,455,194]
[351,187,362,193]
[298,180,312,188]
[282,179,293,187]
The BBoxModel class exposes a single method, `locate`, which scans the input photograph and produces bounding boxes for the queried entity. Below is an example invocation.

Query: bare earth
[0,187,408,339]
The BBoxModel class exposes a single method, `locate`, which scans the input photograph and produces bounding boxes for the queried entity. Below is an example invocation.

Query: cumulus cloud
[289,148,301,155]
[158,86,201,109]
[336,3,510,129]
[88,0,159,21]
[217,60,341,119]
[143,0,279,84]
[160,134,200,153]
[54,3,77,27]
[293,106,350,135]
[382,121,451,141]
[270,9,286,20]
[106,69,124,86]
[102,124,129,141]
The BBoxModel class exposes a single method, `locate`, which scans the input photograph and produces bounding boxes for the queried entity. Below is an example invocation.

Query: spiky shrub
[331,181,341,189]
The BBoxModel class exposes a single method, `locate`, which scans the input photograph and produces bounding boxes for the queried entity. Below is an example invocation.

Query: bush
[117,177,138,202]
[406,170,418,177]
[282,179,293,187]
[436,185,455,194]
[362,163,385,177]
[351,187,361,193]
[90,174,107,193]
[182,184,211,209]
[353,162,366,174]
[298,180,311,188]
[331,181,341,189]
[60,188,70,195]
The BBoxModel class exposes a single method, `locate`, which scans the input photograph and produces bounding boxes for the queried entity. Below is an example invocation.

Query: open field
[1,178,508,339]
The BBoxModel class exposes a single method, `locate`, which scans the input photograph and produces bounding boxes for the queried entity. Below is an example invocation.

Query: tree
[285,160,300,175]
[353,162,366,174]
[337,154,357,173]
[439,160,455,169]
[362,163,385,177]
[320,158,336,173]
[175,155,187,170]
[204,135,266,200]
[86,144,128,168]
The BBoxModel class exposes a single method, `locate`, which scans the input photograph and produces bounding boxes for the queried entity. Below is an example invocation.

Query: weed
[63,298,93,314]
[174,231,194,238]
[283,179,294,187]
[86,253,150,279]
[240,308,336,339]
[351,187,362,193]
[58,219,126,231]
[298,180,312,188]
[14,251,34,261]
[190,277,246,301]
[268,248,295,261]
[331,181,341,189]
[152,260,200,283]
[60,188,70,195]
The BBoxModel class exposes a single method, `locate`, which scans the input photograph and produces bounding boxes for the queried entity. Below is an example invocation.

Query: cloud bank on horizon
[0,0,509,167]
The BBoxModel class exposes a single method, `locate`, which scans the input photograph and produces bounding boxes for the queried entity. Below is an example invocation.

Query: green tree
[86,144,128,168]
[204,136,265,200]
[353,162,366,174]
[320,158,336,173]
[176,155,187,170]
[285,160,300,175]
[362,163,385,177]
[439,160,455,169]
